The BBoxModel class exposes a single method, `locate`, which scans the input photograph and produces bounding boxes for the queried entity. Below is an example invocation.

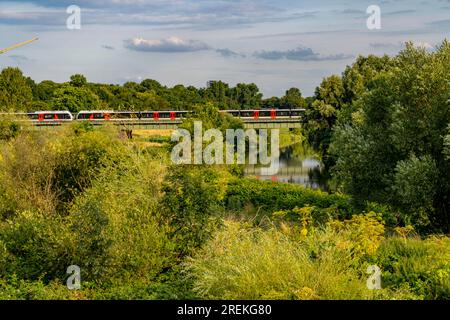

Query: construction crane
[0,37,38,55]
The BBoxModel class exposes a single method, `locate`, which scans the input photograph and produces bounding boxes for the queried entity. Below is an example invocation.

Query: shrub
[67,155,174,283]
[373,236,450,299]
[226,178,354,221]
[0,119,22,140]
[328,212,385,257]
[0,211,74,281]
[0,132,60,217]
[0,125,131,218]
[161,165,232,256]
[0,277,79,300]
[186,220,372,300]
[51,126,131,208]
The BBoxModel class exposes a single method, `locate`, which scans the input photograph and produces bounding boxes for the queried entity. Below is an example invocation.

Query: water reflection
[245,143,329,191]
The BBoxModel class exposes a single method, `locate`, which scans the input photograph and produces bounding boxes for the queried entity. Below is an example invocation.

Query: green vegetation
[0,69,306,112]
[329,41,450,233]
[0,41,449,300]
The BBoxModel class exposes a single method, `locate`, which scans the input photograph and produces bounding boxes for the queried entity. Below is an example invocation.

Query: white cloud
[124,36,211,52]
[253,46,353,61]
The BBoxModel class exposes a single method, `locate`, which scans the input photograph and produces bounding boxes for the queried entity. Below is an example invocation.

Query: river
[244,142,330,191]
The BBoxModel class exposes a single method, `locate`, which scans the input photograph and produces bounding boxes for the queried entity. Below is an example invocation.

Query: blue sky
[0,0,449,97]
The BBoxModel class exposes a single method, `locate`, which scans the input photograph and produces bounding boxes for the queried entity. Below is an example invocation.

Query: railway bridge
[25,109,305,130]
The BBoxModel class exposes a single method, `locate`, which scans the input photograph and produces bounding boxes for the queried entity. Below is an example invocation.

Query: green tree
[0,67,33,111]
[342,54,393,104]
[52,85,100,113]
[204,81,230,109]
[140,78,163,91]
[280,87,306,109]
[69,74,87,87]
[305,75,344,167]
[262,96,281,109]
[330,41,450,232]
[230,83,262,109]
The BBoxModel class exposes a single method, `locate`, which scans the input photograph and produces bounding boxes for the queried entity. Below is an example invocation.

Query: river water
[244,142,329,191]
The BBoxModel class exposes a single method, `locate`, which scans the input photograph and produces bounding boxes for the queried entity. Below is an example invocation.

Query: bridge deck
[31,118,303,130]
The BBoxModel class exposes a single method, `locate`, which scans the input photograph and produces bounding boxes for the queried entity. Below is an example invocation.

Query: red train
[1,109,305,123]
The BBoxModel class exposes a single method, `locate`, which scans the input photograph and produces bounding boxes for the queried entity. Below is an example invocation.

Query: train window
[240,111,253,117]
[175,112,182,118]
[158,112,170,119]
[277,111,289,117]
[140,112,153,118]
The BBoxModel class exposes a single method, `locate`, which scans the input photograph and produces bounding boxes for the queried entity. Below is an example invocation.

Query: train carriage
[26,111,74,122]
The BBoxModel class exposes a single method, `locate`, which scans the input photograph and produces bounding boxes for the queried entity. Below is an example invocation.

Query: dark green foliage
[161,165,232,256]
[178,102,244,135]
[372,237,450,300]
[0,212,72,281]
[0,67,33,111]
[330,41,450,232]
[51,128,129,207]
[225,178,354,221]
[0,119,21,140]
[305,75,344,167]
[52,85,101,113]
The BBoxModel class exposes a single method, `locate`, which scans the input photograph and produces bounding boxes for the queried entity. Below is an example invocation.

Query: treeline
[0,70,307,113]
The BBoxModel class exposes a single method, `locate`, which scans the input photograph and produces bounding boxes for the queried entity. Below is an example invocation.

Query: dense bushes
[0,114,448,300]
[187,214,447,300]
[186,220,370,300]
[373,237,450,299]
[0,119,22,141]
[0,125,130,217]
[225,178,354,221]
[186,216,423,300]
[0,125,178,290]
[0,211,72,281]
[67,155,174,283]
[161,165,233,256]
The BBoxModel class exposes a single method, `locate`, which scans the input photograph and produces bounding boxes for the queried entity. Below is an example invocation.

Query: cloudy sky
[0,0,449,97]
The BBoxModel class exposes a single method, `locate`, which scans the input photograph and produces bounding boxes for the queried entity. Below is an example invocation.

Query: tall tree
[52,85,100,113]
[305,75,344,167]
[280,87,306,109]
[330,41,450,232]
[230,83,262,109]
[0,67,33,111]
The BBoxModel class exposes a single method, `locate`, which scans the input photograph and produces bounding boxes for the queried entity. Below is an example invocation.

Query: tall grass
[186,220,372,300]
